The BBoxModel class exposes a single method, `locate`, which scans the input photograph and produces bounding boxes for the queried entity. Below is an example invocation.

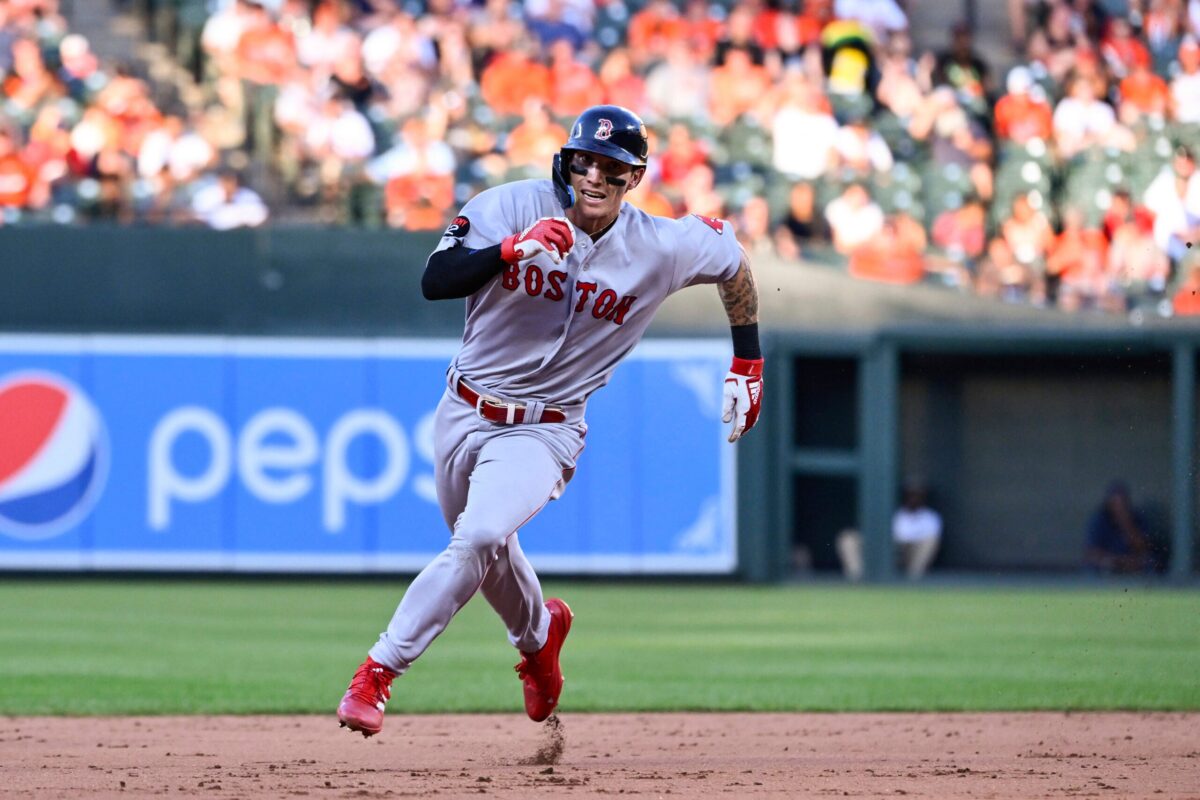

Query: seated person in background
[1172,264,1200,315]
[1084,481,1164,575]
[825,182,883,255]
[892,480,942,579]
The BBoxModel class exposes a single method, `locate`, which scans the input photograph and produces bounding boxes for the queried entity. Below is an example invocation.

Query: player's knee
[449,518,510,561]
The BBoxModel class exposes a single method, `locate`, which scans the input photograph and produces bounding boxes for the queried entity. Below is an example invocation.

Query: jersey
[431,179,741,406]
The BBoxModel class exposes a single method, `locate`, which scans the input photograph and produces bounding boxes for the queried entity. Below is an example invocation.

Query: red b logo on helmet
[594,119,613,140]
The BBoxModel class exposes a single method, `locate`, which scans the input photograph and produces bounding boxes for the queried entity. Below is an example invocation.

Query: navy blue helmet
[553,105,649,208]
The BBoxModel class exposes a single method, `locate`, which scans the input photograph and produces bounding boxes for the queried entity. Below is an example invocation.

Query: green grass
[1,580,1198,714]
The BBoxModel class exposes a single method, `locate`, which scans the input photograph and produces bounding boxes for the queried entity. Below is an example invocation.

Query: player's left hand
[722,357,764,443]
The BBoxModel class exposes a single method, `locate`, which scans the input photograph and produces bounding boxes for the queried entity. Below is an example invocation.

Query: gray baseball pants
[368,382,585,673]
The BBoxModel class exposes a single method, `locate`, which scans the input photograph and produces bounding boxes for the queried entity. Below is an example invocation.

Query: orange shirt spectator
[658,123,708,188]
[505,102,567,169]
[0,151,36,207]
[1173,267,1200,315]
[994,68,1053,143]
[626,181,676,217]
[385,172,454,231]
[1100,17,1149,79]
[1047,210,1108,292]
[680,0,722,60]
[480,50,552,117]
[628,0,683,65]
[1119,62,1170,117]
[236,6,297,86]
[598,49,646,114]
[709,49,771,125]
[548,41,604,117]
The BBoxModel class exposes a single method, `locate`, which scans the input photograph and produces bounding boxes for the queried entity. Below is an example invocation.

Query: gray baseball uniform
[367,179,740,672]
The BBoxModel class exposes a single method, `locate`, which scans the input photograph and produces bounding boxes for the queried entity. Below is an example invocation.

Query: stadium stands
[2,0,1200,317]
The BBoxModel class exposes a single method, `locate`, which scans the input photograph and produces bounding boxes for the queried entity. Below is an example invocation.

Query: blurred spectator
[826,182,883,254]
[1173,263,1200,314]
[505,99,567,170]
[736,195,772,253]
[0,127,41,210]
[931,195,986,278]
[1106,191,1170,292]
[235,1,297,165]
[548,39,603,117]
[1117,49,1170,121]
[819,17,878,108]
[834,478,941,581]
[1053,74,1117,159]
[994,66,1053,144]
[849,210,926,284]
[296,1,359,83]
[934,21,989,116]
[1084,481,1164,575]
[658,122,708,190]
[1142,146,1200,263]
[833,0,907,44]
[1046,207,1110,308]
[1101,16,1151,80]
[1171,36,1200,122]
[480,45,552,118]
[892,480,942,579]
[976,236,1042,303]
[191,168,268,229]
[713,4,764,67]
[832,114,893,177]
[302,93,375,204]
[679,162,724,217]
[709,48,771,126]
[366,116,456,230]
[526,0,588,52]
[597,48,646,115]
[644,40,709,122]
[777,180,824,250]
[770,71,838,180]
[628,0,682,68]
[1001,192,1055,277]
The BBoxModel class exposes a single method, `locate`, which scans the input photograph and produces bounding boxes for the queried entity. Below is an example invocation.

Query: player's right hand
[501,217,575,266]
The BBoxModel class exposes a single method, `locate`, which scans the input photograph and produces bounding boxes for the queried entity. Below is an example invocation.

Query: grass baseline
[1,580,1197,715]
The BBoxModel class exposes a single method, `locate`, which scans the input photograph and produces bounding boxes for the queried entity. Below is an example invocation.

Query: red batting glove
[722,357,764,443]
[500,216,575,265]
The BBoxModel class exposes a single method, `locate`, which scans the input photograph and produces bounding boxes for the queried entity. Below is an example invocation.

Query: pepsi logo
[0,372,109,540]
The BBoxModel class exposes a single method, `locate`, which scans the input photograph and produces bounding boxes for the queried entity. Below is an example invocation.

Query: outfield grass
[1,580,1198,715]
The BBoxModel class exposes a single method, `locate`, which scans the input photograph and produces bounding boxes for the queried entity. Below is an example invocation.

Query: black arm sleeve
[421,243,508,300]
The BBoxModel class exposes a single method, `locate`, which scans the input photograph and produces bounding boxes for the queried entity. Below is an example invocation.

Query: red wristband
[730,357,764,377]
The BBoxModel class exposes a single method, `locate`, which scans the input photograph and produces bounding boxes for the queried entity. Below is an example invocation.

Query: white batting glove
[500,216,575,265]
[722,357,764,443]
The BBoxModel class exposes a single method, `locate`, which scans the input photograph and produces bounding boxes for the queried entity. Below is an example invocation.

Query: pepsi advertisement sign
[0,336,736,574]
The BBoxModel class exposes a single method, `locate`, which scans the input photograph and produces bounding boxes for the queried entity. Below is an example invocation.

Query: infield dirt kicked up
[3,712,1198,799]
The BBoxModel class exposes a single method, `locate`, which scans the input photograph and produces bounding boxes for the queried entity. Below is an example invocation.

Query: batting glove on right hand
[501,217,575,266]
[722,357,764,443]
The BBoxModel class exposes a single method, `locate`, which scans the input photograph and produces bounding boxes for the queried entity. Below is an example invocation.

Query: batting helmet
[552,105,649,209]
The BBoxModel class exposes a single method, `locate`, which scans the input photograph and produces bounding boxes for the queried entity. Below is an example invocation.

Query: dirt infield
[3,713,1198,799]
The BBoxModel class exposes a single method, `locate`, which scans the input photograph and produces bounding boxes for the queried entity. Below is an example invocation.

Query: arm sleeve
[422,244,507,300]
[423,185,520,300]
[667,214,743,294]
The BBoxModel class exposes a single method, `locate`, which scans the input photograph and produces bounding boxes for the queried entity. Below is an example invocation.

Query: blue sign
[0,336,736,573]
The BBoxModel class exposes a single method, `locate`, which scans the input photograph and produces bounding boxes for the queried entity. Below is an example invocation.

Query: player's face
[566,150,643,231]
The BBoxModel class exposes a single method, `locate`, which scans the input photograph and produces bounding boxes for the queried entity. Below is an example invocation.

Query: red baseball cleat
[514,598,574,722]
[337,656,397,738]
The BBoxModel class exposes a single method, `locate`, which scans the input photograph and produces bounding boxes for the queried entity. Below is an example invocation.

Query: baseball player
[337,105,762,736]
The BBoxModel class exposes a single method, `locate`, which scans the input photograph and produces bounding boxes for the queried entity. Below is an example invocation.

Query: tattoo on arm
[718,247,759,326]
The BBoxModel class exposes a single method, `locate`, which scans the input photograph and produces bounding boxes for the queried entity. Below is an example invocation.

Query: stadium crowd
[3,0,1200,316]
